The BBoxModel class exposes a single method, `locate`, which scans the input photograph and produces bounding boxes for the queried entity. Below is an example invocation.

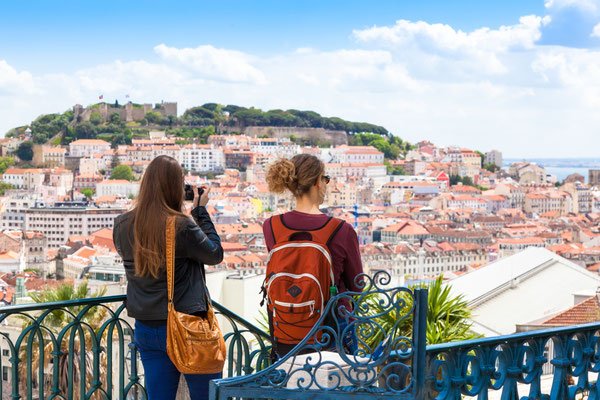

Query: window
[2,349,9,357]
[2,366,8,381]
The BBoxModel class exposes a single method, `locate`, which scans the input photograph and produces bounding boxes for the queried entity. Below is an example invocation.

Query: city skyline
[1,0,600,158]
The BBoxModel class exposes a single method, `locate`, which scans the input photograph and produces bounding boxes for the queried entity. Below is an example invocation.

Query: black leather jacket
[113,206,223,321]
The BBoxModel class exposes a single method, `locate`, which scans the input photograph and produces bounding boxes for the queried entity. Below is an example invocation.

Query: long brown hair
[266,154,324,197]
[133,155,187,278]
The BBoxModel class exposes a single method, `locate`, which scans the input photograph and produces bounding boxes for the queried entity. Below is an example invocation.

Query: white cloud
[545,0,600,13]
[353,15,550,53]
[353,15,550,77]
[592,22,600,36]
[154,44,266,84]
[3,12,600,158]
[0,60,36,95]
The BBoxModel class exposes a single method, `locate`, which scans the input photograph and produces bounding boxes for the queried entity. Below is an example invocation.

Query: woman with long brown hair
[113,155,223,400]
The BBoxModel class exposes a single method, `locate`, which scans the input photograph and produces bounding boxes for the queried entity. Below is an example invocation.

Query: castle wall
[240,126,348,146]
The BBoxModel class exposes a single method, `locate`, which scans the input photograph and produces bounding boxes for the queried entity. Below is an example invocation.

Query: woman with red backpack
[262,154,364,359]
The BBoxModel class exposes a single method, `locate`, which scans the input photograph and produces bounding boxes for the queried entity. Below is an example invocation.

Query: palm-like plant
[423,276,478,344]
[359,276,480,348]
[18,281,108,398]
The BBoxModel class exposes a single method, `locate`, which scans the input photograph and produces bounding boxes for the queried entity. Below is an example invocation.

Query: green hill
[5,103,412,159]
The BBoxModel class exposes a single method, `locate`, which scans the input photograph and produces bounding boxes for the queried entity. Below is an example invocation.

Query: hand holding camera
[185,184,210,208]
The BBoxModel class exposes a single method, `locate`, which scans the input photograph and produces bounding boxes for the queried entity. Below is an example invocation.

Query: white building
[2,168,45,190]
[86,253,125,282]
[249,137,300,159]
[63,246,96,279]
[0,250,20,273]
[327,145,384,164]
[96,180,140,198]
[485,150,503,169]
[0,193,38,230]
[449,247,600,336]
[69,139,111,158]
[41,146,67,167]
[80,157,104,175]
[180,144,225,173]
[24,202,127,248]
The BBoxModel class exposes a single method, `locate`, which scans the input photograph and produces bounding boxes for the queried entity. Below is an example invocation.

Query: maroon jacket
[263,211,364,294]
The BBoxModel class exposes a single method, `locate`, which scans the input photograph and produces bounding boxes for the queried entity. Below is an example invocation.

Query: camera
[184,184,205,201]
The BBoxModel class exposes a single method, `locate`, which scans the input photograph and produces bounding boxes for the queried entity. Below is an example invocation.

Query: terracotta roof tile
[542,296,600,326]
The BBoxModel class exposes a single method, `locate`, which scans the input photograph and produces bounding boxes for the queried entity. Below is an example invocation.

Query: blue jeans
[134,321,222,400]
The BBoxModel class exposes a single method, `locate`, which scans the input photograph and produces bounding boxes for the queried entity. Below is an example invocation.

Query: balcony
[0,272,598,399]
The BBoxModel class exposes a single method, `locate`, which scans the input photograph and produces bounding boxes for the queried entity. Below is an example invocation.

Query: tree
[111,154,120,170]
[483,163,499,173]
[90,111,103,126]
[110,165,134,181]
[16,141,34,161]
[361,276,479,347]
[0,182,13,196]
[0,156,15,174]
[81,188,95,200]
[74,122,96,139]
[450,175,475,187]
[385,160,405,175]
[110,112,122,125]
[144,111,163,125]
[475,150,485,167]
[20,281,108,398]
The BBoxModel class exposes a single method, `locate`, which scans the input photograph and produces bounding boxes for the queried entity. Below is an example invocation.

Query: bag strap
[166,215,176,311]
[271,214,344,246]
[166,215,213,311]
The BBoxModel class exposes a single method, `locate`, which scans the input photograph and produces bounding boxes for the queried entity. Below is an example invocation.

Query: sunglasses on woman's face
[322,175,331,184]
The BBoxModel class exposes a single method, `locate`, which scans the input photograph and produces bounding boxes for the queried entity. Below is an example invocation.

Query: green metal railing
[0,295,271,399]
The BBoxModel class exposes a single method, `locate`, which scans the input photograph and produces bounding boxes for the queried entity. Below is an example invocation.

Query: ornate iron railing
[4,283,599,400]
[210,272,429,400]
[425,322,600,399]
[0,295,271,399]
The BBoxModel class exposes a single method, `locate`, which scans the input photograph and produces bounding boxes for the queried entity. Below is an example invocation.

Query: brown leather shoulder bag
[165,215,226,374]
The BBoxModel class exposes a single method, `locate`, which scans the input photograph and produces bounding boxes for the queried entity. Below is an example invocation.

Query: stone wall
[73,102,177,124]
[237,126,348,145]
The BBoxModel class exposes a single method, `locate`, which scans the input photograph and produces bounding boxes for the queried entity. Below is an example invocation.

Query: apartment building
[95,180,140,198]
[69,139,111,158]
[44,146,66,167]
[363,241,487,278]
[249,137,299,159]
[328,145,384,164]
[484,150,503,168]
[2,168,44,189]
[24,202,126,247]
[498,237,545,258]
[224,149,255,170]
[380,221,430,244]
[590,170,600,187]
[524,192,569,216]
[0,193,38,230]
[180,144,225,173]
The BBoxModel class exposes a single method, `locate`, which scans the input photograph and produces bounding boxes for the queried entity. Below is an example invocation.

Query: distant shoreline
[504,158,600,170]
[503,159,598,183]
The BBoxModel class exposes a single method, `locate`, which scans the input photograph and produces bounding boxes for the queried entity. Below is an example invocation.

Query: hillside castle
[73,101,177,124]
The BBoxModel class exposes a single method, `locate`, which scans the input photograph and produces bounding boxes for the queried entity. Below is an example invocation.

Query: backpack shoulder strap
[270,215,298,245]
[311,217,345,247]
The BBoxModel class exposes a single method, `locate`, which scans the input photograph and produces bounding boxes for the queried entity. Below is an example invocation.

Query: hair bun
[266,159,296,194]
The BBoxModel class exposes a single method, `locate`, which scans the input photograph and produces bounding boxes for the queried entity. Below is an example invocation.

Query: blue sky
[1,0,600,157]
[2,0,545,71]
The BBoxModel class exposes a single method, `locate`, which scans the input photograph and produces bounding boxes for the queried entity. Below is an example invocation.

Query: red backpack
[264,215,344,345]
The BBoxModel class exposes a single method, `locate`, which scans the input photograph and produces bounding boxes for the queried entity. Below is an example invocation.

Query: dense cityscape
[1,101,599,343]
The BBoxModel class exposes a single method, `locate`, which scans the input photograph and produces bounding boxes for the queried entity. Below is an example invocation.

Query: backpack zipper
[273,300,316,316]
[267,243,335,284]
[266,272,325,313]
